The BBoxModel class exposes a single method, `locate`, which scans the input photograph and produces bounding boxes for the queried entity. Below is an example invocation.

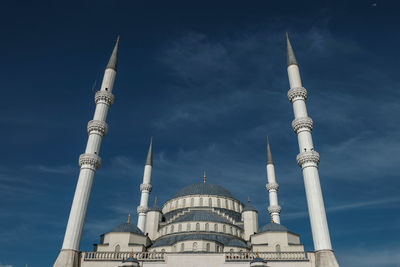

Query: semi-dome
[107,222,144,235]
[173,182,236,199]
[258,222,288,233]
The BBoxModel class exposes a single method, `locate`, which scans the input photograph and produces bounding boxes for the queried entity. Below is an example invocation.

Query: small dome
[173,183,236,199]
[242,204,257,212]
[109,222,144,235]
[251,257,266,263]
[123,257,139,263]
[258,222,288,233]
[148,204,162,212]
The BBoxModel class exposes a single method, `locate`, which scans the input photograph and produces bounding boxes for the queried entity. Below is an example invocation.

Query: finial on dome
[203,170,206,183]
[270,214,274,224]
[267,136,274,165]
[127,213,131,224]
[145,137,153,166]
[154,197,158,206]
[286,32,298,67]
[248,196,251,204]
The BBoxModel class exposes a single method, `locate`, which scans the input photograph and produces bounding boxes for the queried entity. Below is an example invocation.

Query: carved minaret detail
[137,138,153,232]
[286,33,339,267]
[53,37,119,267]
[266,136,281,224]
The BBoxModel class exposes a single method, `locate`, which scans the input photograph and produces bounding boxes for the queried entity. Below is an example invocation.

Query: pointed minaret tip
[286,32,298,67]
[106,36,119,71]
[145,137,153,166]
[266,136,274,165]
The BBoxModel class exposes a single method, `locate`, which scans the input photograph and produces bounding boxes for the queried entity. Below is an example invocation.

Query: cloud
[27,164,75,174]
[285,197,400,219]
[0,264,13,267]
[339,246,400,267]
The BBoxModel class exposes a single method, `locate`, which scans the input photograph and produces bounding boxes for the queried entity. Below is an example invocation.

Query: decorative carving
[287,87,307,102]
[79,153,101,169]
[87,120,108,136]
[296,150,320,167]
[140,183,152,192]
[268,205,282,214]
[137,205,148,214]
[266,182,279,191]
[292,117,313,133]
[95,91,114,106]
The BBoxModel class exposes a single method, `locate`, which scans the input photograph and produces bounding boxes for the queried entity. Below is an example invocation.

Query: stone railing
[225,251,308,261]
[83,252,165,261]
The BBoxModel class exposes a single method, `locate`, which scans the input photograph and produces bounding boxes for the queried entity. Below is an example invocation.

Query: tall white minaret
[266,136,281,224]
[137,138,153,232]
[286,33,339,267]
[53,37,119,267]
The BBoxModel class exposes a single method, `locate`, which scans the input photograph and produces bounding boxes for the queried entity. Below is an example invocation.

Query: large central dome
[173,182,235,199]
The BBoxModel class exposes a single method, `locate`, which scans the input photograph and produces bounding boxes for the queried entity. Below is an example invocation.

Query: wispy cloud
[339,246,400,267]
[27,164,76,174]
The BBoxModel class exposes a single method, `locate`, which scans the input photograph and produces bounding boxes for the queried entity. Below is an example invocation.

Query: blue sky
[1,0,400,266]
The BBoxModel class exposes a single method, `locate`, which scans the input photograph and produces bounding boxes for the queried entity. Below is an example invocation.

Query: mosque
[53,35,340,267]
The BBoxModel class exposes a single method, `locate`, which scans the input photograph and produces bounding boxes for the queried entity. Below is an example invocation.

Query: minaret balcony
[95,90,115,106]
[287,87,307,102]
[296,150,320,168]
[87,120,108,136]
[266,182,279,191]
[292,117,313,134]
[79,153,102,170]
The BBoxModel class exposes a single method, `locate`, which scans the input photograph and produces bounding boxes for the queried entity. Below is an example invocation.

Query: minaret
[53,37,120,267]
[286,33,339,267]
[266,136,281,224]
[137,138,153,232]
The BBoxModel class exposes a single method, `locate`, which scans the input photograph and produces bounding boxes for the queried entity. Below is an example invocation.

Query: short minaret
[53,37,120,267]
[137,138,153,232]
[242,197,258,241]
[145,197,162,240]
[266,137,281,224]
[286,33,339,266]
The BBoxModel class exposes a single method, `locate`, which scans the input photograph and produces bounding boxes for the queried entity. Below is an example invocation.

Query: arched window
[208,198,212,207]
[171,225,174,233]
[161,249,165,253]
[230,249,234,252]
[230,226,233,234]
[196,223,200,231]
[275,244,281,252]
[216,245,220,252]
[193,242,198,251]
[217,199,221,208]
[223,225,226,233]
[187,223,191,231]
[173,245,176,252]
[199,198,203,206]
[178,224,182,232]
[181,243,185,252]
[115,244,120,252]
[205,223,209,231]
[236,228,239,236]
[191,198,194,206]
[225,199,229,208]
[183,199,186,207]
[214,224,218,232]
[206,243,210,252]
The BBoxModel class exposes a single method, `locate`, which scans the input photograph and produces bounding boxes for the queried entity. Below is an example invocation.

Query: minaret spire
[54,38,120,267]
[265,137,281,224]
[137,138,154,232]
[106,35,120,71]
[145,137,153,166]
[286,34,339,266]
[286,33,298,67]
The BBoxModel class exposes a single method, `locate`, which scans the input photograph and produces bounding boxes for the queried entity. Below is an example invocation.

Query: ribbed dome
[173,183,235,199]
[174,210,231,224]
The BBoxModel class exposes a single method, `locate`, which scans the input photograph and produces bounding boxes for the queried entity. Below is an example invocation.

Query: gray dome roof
[258,223,288,233]
[148,204,162,212]
[109,223,144,235]
[174,183,235,199]
[174,210,231,224]
[123,257,139,263]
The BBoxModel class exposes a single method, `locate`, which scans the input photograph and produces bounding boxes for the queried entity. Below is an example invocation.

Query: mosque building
[53,34,340,267]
